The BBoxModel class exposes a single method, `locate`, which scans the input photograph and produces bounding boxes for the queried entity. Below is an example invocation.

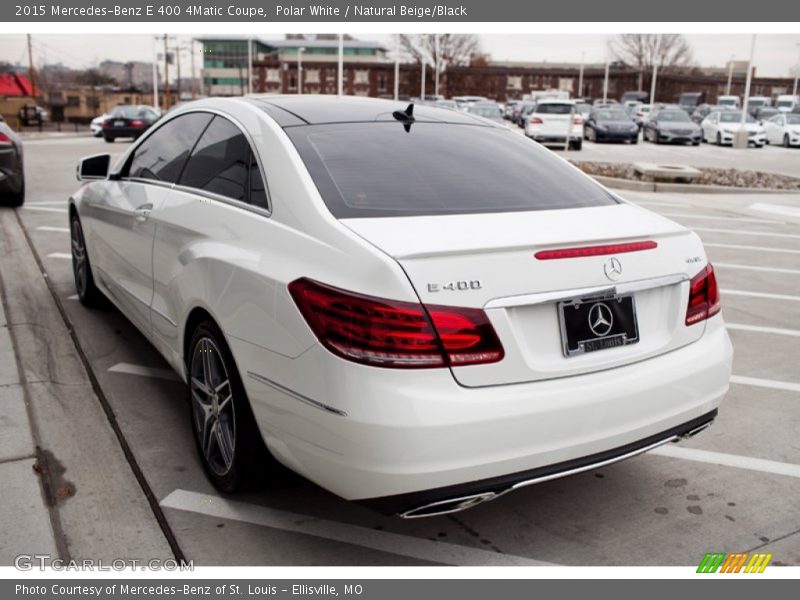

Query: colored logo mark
[697,552,772,573]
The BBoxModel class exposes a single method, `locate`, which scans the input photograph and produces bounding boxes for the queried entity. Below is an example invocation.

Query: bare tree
[609,34,693,72]
[398,34,480,67]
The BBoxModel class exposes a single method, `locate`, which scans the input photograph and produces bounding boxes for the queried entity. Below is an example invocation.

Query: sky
[1,33,799,79]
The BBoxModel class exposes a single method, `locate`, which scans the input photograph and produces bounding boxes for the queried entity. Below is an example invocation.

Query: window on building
[266,69,281,83]
[289,75,297,89]
[306,69,320,84]
[66,96,80,107]
[377,74,387,91]
[354,70,369,85]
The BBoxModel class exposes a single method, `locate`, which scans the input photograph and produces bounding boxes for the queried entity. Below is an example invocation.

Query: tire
[188,320,277,493]
[631,137,639,145]
[785,135,791,148]
[572,140,582,151]
[716,133,722,146]
[3,177,25,207]
[692,141,700,146]
[103,135,114,143]
[70,214,104,307]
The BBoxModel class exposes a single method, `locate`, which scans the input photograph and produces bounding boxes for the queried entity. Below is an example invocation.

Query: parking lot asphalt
[3,135,800,566]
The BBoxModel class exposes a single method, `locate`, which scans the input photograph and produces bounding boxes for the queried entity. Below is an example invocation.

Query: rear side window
[287,123,617,219]
[127,112,212,183]
[178,116,267,208]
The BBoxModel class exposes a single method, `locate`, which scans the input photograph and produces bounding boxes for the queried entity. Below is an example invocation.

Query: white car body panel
[70,96,732,511]
[764,115,800,146]
[701,112,766,146]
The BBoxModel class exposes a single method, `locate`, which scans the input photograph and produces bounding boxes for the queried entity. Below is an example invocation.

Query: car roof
[242,95,495,127]
[538,99,575,104]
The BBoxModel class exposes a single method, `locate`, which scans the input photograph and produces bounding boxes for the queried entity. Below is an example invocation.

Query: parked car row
[88,104,162,141]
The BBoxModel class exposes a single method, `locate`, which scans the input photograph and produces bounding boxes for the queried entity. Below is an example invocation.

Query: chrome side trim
[485,273,689,309]
[246,371,347,417]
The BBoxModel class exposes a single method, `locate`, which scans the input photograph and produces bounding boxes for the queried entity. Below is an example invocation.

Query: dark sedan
[102,105,160,142]
[0,117,24,206]
[643,109,702,145]
[583,108,639,143]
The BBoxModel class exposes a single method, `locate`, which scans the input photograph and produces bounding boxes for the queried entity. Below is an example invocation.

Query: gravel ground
[571,160,800,190]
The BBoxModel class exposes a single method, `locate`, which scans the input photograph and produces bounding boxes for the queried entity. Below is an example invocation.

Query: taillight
[530,116,543,124]
[102,119,111,128]
[288,278,504,369]
[130,120,144,127]
[0,132,11,145]
[685,264,721,326]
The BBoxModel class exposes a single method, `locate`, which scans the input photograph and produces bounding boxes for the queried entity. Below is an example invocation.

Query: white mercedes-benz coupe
[70,96,732,518]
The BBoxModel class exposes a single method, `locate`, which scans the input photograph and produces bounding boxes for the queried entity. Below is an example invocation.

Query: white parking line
[22,206,67,213]
[47,252,71,260]
[160,489,554,566]
[721,289,800,302]
[36,226,70,233]
[107,362,181,382]
[731,375,800,394]
[659,213,783,225]
[704,242,800,256]
[749,203,800,219]
[727,323,800,337]
[693,226,800,240]
[632,200,688,208]
[714,262,800,275]
[649,446,800,479]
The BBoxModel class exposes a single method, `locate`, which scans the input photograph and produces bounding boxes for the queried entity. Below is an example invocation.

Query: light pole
[577,52,584,99]
[337,34,343,96]
[602,60,610,103]
[793,43,800,98]
[297,47,305,94]
[393,35,400,100]
[152,36,160,110]
[434,34,440,98]
[726,54,735,96]
[649,34,660,105]
[420,59,426,100]
[247,38,253,94]
[734,35,756,149]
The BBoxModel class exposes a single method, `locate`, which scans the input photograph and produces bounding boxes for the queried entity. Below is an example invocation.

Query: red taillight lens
[102,119,111,128]
[534,241,657,260]
[530,117,544,124]
[288,278,504,369]
[0,132,11,144]
[130,120,144,127]
[685,264,721,326]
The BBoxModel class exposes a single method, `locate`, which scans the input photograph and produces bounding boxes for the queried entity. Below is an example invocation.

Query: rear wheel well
[183,307,216,367]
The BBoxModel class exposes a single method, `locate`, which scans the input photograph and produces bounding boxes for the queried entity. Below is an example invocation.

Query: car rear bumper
[237,315,732,509]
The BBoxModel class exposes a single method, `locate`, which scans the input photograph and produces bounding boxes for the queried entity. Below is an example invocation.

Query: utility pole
[163,34,170,110]
[297,47,305,94]
[793,43,800,98]
[174,45,182,100]
[26,34,36,101]
[247,38,253,94]
[420,60,426,100]
[603,61,610,103]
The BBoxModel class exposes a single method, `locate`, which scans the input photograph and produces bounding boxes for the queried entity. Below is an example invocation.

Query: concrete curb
[589,174,799,195]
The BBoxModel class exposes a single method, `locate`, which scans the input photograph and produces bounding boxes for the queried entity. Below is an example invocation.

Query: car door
[148,114,269,372]
[703,112,718,141]
[87,111,213,335]
[767,115,784,144]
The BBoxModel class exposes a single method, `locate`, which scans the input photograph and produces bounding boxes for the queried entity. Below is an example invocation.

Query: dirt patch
[571,160,800,191]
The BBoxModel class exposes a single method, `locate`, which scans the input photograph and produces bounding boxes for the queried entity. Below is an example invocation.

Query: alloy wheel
[190,337,236,476]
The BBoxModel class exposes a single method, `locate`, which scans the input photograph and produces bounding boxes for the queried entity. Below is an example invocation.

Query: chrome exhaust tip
[398,492,497,519]
[679,419,715,440]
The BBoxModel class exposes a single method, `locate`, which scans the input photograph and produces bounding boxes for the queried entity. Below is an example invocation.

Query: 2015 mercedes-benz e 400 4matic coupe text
[69,96,732,518]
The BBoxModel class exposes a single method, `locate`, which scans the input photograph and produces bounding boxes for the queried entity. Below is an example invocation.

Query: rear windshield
[287,123,617,218]
[535,103,574,114]
[469,105,503,118]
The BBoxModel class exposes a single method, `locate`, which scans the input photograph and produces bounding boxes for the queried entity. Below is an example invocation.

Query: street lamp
[734,34,756,149]
[793,43,800,99]
[297,47,305,94]
[726,54,735,96]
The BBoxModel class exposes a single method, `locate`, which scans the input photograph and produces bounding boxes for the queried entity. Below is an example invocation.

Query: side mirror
[77,154,111,181]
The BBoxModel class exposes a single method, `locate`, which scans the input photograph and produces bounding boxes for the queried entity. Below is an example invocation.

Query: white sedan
[89,113,109,137]
[524,99,583,150]
[69,96,732,517]
[764,113,800,147]
[701,110,766,147]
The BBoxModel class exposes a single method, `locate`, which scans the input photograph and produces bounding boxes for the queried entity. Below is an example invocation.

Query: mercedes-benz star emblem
[588,303,614,337]
[604,257,623,281]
